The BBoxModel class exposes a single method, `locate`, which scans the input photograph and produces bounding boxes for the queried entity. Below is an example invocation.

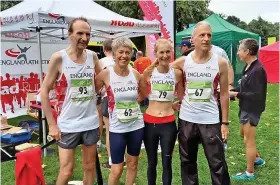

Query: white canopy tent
[1,0,160,41]
[1,0,160,156]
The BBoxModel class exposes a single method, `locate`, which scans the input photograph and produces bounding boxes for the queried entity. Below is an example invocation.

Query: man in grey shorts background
[41,17,102,185]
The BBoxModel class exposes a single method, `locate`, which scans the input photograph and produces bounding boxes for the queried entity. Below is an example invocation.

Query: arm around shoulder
[174,69,184,101]
[92,51,102,75]
[170,56,185,71]
[95,69,109,92]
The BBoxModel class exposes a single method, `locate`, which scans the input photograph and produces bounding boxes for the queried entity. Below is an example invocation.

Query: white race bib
[116,101,140,123]
[70,79,93,102]
[150,83,174,101]
[187,81,212,102]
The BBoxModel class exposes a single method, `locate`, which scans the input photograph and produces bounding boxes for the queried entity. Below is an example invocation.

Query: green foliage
[176,0,210,32]
[95,1,143,19]
[226,15,279,46]
[0,1,21,11]
[247,17,279,46]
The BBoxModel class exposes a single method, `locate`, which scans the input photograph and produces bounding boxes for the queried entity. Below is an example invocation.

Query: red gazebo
[259,42,279,83]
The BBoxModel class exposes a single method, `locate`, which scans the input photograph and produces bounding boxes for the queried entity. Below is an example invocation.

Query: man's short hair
[103,39,113,52]
[68,17,91,33]
[137,51,143,57]
[239,38,259,56]
[192,21,212,36]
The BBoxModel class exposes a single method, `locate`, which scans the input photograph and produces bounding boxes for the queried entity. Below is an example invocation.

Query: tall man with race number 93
[41,17,103,185]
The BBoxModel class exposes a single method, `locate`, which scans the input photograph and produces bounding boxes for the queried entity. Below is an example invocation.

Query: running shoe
[232,172,255,181]
[254,158,265,167]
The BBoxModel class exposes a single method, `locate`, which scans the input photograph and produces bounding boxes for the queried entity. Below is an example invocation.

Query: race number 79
[159,91,167,98]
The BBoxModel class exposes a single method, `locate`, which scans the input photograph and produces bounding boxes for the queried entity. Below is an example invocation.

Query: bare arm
[170,56,185,71]
[95,69,109,92]
[93,51,102,75]
[228,64,234,90]
[99,59,104,70]
[219,57,229,123]
[221,49,234,89]
[41,52,61,126]
[174,69,184,101]
[132,69,147,103]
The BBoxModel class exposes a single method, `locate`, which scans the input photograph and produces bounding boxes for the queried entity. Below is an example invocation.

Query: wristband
[222,122,229,126]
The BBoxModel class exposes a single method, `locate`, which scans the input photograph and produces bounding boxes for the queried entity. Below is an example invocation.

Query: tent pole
[230,43,233,62]
[36,26,47,157]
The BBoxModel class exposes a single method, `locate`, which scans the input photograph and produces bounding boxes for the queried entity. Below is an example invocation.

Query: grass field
[1,84,279,185]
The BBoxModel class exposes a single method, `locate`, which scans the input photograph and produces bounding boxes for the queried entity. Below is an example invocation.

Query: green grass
[1,84,279,185]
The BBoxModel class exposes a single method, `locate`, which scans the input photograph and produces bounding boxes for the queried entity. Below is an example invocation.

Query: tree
[226,15,248,30]
[95,1,143,19]
[0,1,21,11]
[226,16,241,26]
[247,16,279,46]
[218,13,227,19]
[176,0,210,32]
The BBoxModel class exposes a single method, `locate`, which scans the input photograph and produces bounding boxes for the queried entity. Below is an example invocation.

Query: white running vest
[149,67,176,102]
[101,57,115,69]
[56,49,99,132]
[107,66,144,133]
[100,57,115,98]
[179,52,220,124]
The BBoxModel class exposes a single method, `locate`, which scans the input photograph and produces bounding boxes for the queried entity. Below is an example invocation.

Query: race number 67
[195,89,203,96]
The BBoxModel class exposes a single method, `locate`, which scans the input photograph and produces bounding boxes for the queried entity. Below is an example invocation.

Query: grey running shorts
[57,128,100,149]
[239,110,262,127]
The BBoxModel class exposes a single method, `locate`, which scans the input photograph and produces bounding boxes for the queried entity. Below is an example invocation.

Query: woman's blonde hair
[112,37,133,55]
[154,38,173,54]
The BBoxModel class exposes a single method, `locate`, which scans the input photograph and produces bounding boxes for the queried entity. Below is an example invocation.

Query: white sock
[109,156,112,165]
[246,171,254,176]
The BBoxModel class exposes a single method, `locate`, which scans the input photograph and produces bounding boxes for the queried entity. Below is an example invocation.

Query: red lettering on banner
[111,20,135,27]
[5,32,30,39]
[1,13,34,26]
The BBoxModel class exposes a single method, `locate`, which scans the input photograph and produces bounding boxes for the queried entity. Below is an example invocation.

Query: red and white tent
[259,42,279,83]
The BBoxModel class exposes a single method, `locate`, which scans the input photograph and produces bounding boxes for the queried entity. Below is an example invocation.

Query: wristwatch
[222,122,229,126]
